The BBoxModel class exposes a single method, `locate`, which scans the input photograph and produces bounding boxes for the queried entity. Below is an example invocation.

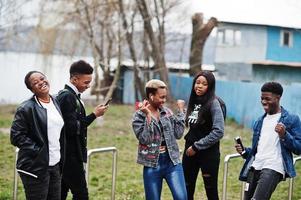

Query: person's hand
[93,104,108,117]
[138,100,151,115]
[275,122,286,138]
[185,146,196,157]
[138,100,152,124]
[235,144,244,155]
[176,99,185,112]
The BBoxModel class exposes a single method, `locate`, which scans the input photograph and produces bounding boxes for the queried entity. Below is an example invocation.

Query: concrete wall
[0,52,94,104]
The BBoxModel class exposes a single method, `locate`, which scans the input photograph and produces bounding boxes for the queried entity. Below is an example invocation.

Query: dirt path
[0,128,10,134]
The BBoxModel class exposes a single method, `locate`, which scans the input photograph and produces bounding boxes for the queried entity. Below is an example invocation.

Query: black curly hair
[70,60,93,78]
[261,82,283,96]
[24,71,45,90]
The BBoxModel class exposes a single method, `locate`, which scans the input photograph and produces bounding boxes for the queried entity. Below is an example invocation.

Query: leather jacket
[10,95,65,179]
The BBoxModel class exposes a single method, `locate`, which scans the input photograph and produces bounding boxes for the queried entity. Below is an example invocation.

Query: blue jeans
[143,152,187,200]
[244,167,283,200]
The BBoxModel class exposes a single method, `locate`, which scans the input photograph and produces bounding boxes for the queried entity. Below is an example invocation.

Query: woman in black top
[11,71,65,200]
[182,71,224,200]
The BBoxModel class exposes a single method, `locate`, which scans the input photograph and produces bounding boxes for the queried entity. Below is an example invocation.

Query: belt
[159,146,167,153]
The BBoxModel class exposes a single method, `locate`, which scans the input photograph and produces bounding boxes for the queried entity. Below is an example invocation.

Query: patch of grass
[0,105,15,128]
[1,104,301,199]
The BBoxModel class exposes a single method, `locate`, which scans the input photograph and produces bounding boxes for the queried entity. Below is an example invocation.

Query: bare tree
[189,13,217,76]
[136,0,171,99]
[118,0,146,100]
[36,0,122,101]
[118,0,182,101]
[32,0,186,102]
[0,0,34,44]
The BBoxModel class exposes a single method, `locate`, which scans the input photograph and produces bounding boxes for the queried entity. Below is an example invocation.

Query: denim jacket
[239,107,301,181]
[132,106,185,168]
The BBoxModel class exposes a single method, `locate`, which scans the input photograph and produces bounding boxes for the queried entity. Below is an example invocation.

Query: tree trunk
[189,13,217,76]
[119,0,145,100]
[142,30,151,81]
[136,0,171,100]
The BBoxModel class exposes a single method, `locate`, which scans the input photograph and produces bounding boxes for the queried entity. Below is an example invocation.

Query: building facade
[209,21,301,84]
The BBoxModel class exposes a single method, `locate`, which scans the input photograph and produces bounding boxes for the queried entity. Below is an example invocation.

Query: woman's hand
[138,100,152,124]
[138,100,150,114]
[186,146,196,157]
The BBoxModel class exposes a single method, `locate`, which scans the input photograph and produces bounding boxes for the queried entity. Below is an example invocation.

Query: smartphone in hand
[234,136,244,151]
[104,98,112,106]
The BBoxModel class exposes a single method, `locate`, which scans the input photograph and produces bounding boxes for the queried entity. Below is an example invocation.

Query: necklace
[38,97,50,103]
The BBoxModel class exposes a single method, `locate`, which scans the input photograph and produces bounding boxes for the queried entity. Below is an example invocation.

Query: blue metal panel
[216,81,263,128]
[266,26,301,62]
[280,83,301,121]
[169,74,192,102]
[217,81,301,128]
[123,72,301,128]
[253,65,301,84]
[122,70,135,104]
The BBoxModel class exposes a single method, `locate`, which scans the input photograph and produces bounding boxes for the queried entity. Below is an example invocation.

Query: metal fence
[13,148,19,200]
[13,147,117,200]
[85,147,118,200]
[288,156,301,200]
[12,149,301,200]
[222,154,301,200]
[222,153,243,200]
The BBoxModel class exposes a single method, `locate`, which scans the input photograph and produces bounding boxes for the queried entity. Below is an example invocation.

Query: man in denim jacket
[235,82,301,200]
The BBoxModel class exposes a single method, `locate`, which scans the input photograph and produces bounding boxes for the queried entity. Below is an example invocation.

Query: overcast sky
[2,0,301,33]
[184,0,301,29]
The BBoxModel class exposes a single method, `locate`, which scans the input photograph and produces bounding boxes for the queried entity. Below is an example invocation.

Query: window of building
[280,30,293,47]
[234,30,241,45]
[217,29,241,46]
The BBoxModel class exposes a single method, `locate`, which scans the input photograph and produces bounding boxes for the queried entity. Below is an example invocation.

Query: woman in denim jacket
[132,79,187,200]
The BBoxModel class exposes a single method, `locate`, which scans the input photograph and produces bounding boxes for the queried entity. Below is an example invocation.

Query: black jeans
[244,168,283,200]
[19,164,61,200]
[61,155,88,200]
[182,144,220,200]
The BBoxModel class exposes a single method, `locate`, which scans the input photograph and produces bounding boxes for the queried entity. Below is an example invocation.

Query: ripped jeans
[244,167,282,200]
[182,145,220,200]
